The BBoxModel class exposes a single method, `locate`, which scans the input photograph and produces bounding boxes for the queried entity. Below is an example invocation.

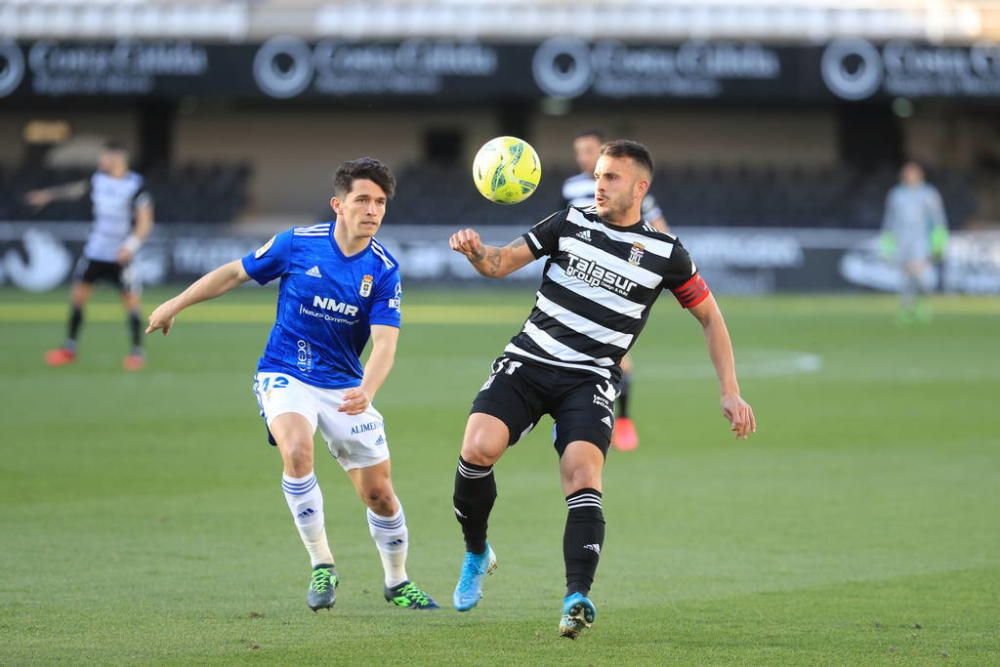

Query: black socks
[564,488,605,597]
[453,457,497,554]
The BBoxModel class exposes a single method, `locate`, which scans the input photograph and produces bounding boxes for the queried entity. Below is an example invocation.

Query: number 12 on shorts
[260,376,289,392]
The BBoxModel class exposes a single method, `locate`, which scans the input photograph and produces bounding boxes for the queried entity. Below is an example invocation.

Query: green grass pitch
[1,286,998,665]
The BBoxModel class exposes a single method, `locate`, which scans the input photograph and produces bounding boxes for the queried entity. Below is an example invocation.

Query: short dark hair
[102,140,127,154]
[600,139,654,176]
[574,129,605,142]
[333,157,396,199]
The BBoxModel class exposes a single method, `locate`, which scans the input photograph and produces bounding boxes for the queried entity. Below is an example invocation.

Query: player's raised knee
[460,433,504,467]
[461,415,508,465]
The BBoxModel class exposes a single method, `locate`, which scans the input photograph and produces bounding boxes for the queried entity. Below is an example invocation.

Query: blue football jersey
[241,222,402,389]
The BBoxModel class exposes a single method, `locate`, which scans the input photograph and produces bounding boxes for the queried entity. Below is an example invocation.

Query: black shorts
[470,354,621,457]
[73,257,140,294]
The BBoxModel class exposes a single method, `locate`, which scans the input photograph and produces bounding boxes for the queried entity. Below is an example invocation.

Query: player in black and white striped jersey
[561,130,669,451]
[449,139,755,638]
[26,142,154,370]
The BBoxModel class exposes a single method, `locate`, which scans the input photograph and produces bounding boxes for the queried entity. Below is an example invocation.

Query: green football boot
[307,564,338,612]
[384,580,440,610]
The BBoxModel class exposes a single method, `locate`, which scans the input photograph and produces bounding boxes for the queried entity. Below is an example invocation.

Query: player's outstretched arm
[23,181,88,208]
[449,228,535,278]
[340,325,399,415]
[146,259,250,335]
[688,294,757,439]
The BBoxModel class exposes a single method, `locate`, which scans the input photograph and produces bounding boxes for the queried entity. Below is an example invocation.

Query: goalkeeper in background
[880,161,949,323]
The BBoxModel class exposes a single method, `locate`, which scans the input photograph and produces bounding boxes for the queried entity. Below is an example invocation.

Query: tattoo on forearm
[469,246,502,275]
[470,238,522,276]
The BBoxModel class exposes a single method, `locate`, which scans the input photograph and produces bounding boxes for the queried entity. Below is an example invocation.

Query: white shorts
[252,372,390,471]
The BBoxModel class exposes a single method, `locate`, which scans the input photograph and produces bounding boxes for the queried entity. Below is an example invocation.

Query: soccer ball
[472,136,542,205]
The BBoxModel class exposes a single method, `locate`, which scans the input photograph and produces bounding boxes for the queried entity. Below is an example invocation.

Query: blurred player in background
[451,140,755,638]
[146,158,438,612]
[880,161,949,324]
[561,130,670,451]
[26,142,154,370]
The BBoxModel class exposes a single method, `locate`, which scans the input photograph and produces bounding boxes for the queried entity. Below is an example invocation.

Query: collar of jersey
[327,220,372,263]
[599,217,645,231]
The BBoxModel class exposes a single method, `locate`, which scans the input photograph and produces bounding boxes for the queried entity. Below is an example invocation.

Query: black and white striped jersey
[83,170,152,262]
[507,205,710,379]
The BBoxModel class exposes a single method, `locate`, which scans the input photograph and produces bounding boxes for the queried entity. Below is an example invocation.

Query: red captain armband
[671,274,711,308]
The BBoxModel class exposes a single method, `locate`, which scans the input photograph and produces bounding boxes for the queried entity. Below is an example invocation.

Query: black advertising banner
[0,40,223,97]
[2,37,1000,103]
[0,39,527,101]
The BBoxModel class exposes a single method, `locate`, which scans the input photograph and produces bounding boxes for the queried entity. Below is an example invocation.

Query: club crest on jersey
[359,274,374,297]
[628,242,645,266]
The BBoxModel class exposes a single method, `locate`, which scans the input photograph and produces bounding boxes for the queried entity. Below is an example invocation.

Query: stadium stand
[0,156,976,229]
[0,162,252,223]
[391,162,977,229]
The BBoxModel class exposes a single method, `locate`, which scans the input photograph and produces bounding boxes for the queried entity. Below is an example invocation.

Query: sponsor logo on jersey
[351,420,383,435]
[296,339,313,372]
[388,282,402,310]
[306,265,322,278]
[254,235,276,258]
[576,229,591,241]
[311,295,359,317]
[360,274,374,297]
[628,242,645,266]
[565,253,638,296]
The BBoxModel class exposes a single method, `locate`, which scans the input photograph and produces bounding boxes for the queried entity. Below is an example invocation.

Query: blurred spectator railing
[0,1,996,42]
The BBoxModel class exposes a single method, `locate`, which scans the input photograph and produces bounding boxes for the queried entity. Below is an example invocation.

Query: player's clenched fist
[449,228,485,260]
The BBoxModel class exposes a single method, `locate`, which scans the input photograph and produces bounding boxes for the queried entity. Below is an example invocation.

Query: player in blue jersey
[146,158,437,612]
